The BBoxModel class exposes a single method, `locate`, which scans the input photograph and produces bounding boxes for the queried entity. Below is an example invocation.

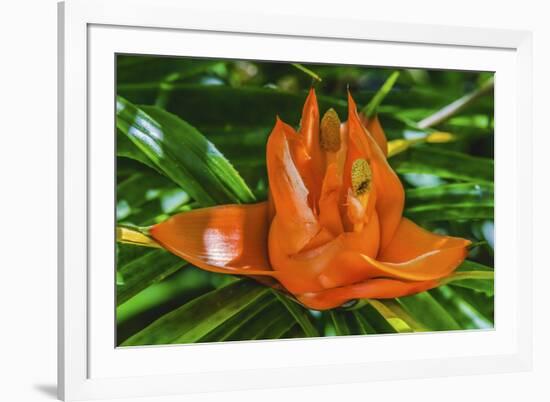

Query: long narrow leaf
[121,280,269,346]
[362,71,400,117]
[252,313,296,340]
[228,303,291,341]
[405,203,493,222]
[116,96,255,206]
[430,286,493,329]
[328,311,351,336]
[351,311,376,335]
[404,182,494,221]
[199,295,277,342]
[397,292,461,331]
[273,292,320,337]
[118,85,347,131]
[405,183,493,207]
[391,147,493,183]
[448,260,494,295]
[117,56,219,85]
[368,300,426,333]
[117,129,162,173]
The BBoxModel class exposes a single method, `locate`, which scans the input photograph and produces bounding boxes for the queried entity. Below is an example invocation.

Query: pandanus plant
[149,88,471,310]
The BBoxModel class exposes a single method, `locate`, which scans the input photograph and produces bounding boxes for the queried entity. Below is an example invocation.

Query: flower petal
[297,278,438,310]
[316,216,380,288]
[299,88,324,210]
[268,217,329,293]
[268,218,380,293]
[279,118,311,190]
[267,118,320,255]
[316,218,469,288]
[347,92,405,248]
[150,202,277,277]
[318,163,344,236]
[361,114,388,156]
[378,217,472,263]
[361,246,468,281]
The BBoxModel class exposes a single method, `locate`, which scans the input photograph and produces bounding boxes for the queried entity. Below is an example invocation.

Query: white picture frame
[58,0,533,400]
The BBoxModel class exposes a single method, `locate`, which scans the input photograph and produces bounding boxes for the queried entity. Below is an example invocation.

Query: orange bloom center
[150,88,471,310]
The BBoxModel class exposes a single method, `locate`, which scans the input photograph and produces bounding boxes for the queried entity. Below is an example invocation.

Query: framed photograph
[58,0,533,400]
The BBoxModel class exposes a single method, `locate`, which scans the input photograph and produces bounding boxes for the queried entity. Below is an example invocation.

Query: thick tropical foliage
[116,56,494,346]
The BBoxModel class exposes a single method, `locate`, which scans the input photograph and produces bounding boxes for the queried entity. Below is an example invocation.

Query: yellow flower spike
[320,108,342,152]
[117,226,161,248]
[387,131,456,158]
[387,139,410,157]
[348,158,373,232]
[350,158,372,196]
[320,108,347,177]
[426,131,456,143]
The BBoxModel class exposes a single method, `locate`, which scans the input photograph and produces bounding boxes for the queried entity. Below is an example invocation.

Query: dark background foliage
[116,55,494,346]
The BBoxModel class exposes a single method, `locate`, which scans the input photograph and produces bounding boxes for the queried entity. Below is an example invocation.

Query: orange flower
[150,89,471,310]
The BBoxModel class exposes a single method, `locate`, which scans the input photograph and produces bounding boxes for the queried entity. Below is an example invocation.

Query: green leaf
[290,63,322,82]
[416,77,494,129]
[199,295,278,342]
[252,312,296,340]
[227,302,294,341]
[397,292,461,331]
[341,301,397,334]
[116,271,125,286]
[446,270,494,283]
[117,245,185,306]
[350,310,376,334]
[283,325,307,339]
[116,96,255,207]
[328,311,351,336]
[390,147,493,183]
[404,183,494,222]
[117,171,184,222]
[456,260,494,272]
[405,183,493,206]
[117,55,220,85]
[117,129,163,173]
[116,266,217,344]
[447,260,494,295]
[362,71,400,117]
[116,169,192,226]
[119,84,347,133]
[430,286,493,329]
[450,286,494,323]
[368,299,426,333]
[273,292,320,337]
[405,203,493,222]
[121,280,269,346]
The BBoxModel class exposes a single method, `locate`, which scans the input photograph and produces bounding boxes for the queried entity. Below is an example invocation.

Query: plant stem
[116,226,160,248]
[386,77,494,158]
[290,63,322,82]
[417,77,494,129]
[362,71,401,117]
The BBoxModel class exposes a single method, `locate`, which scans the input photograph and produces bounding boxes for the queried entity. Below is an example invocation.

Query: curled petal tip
[347,89,357,110]
[274,115,288,129]
[304,87,318,110]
